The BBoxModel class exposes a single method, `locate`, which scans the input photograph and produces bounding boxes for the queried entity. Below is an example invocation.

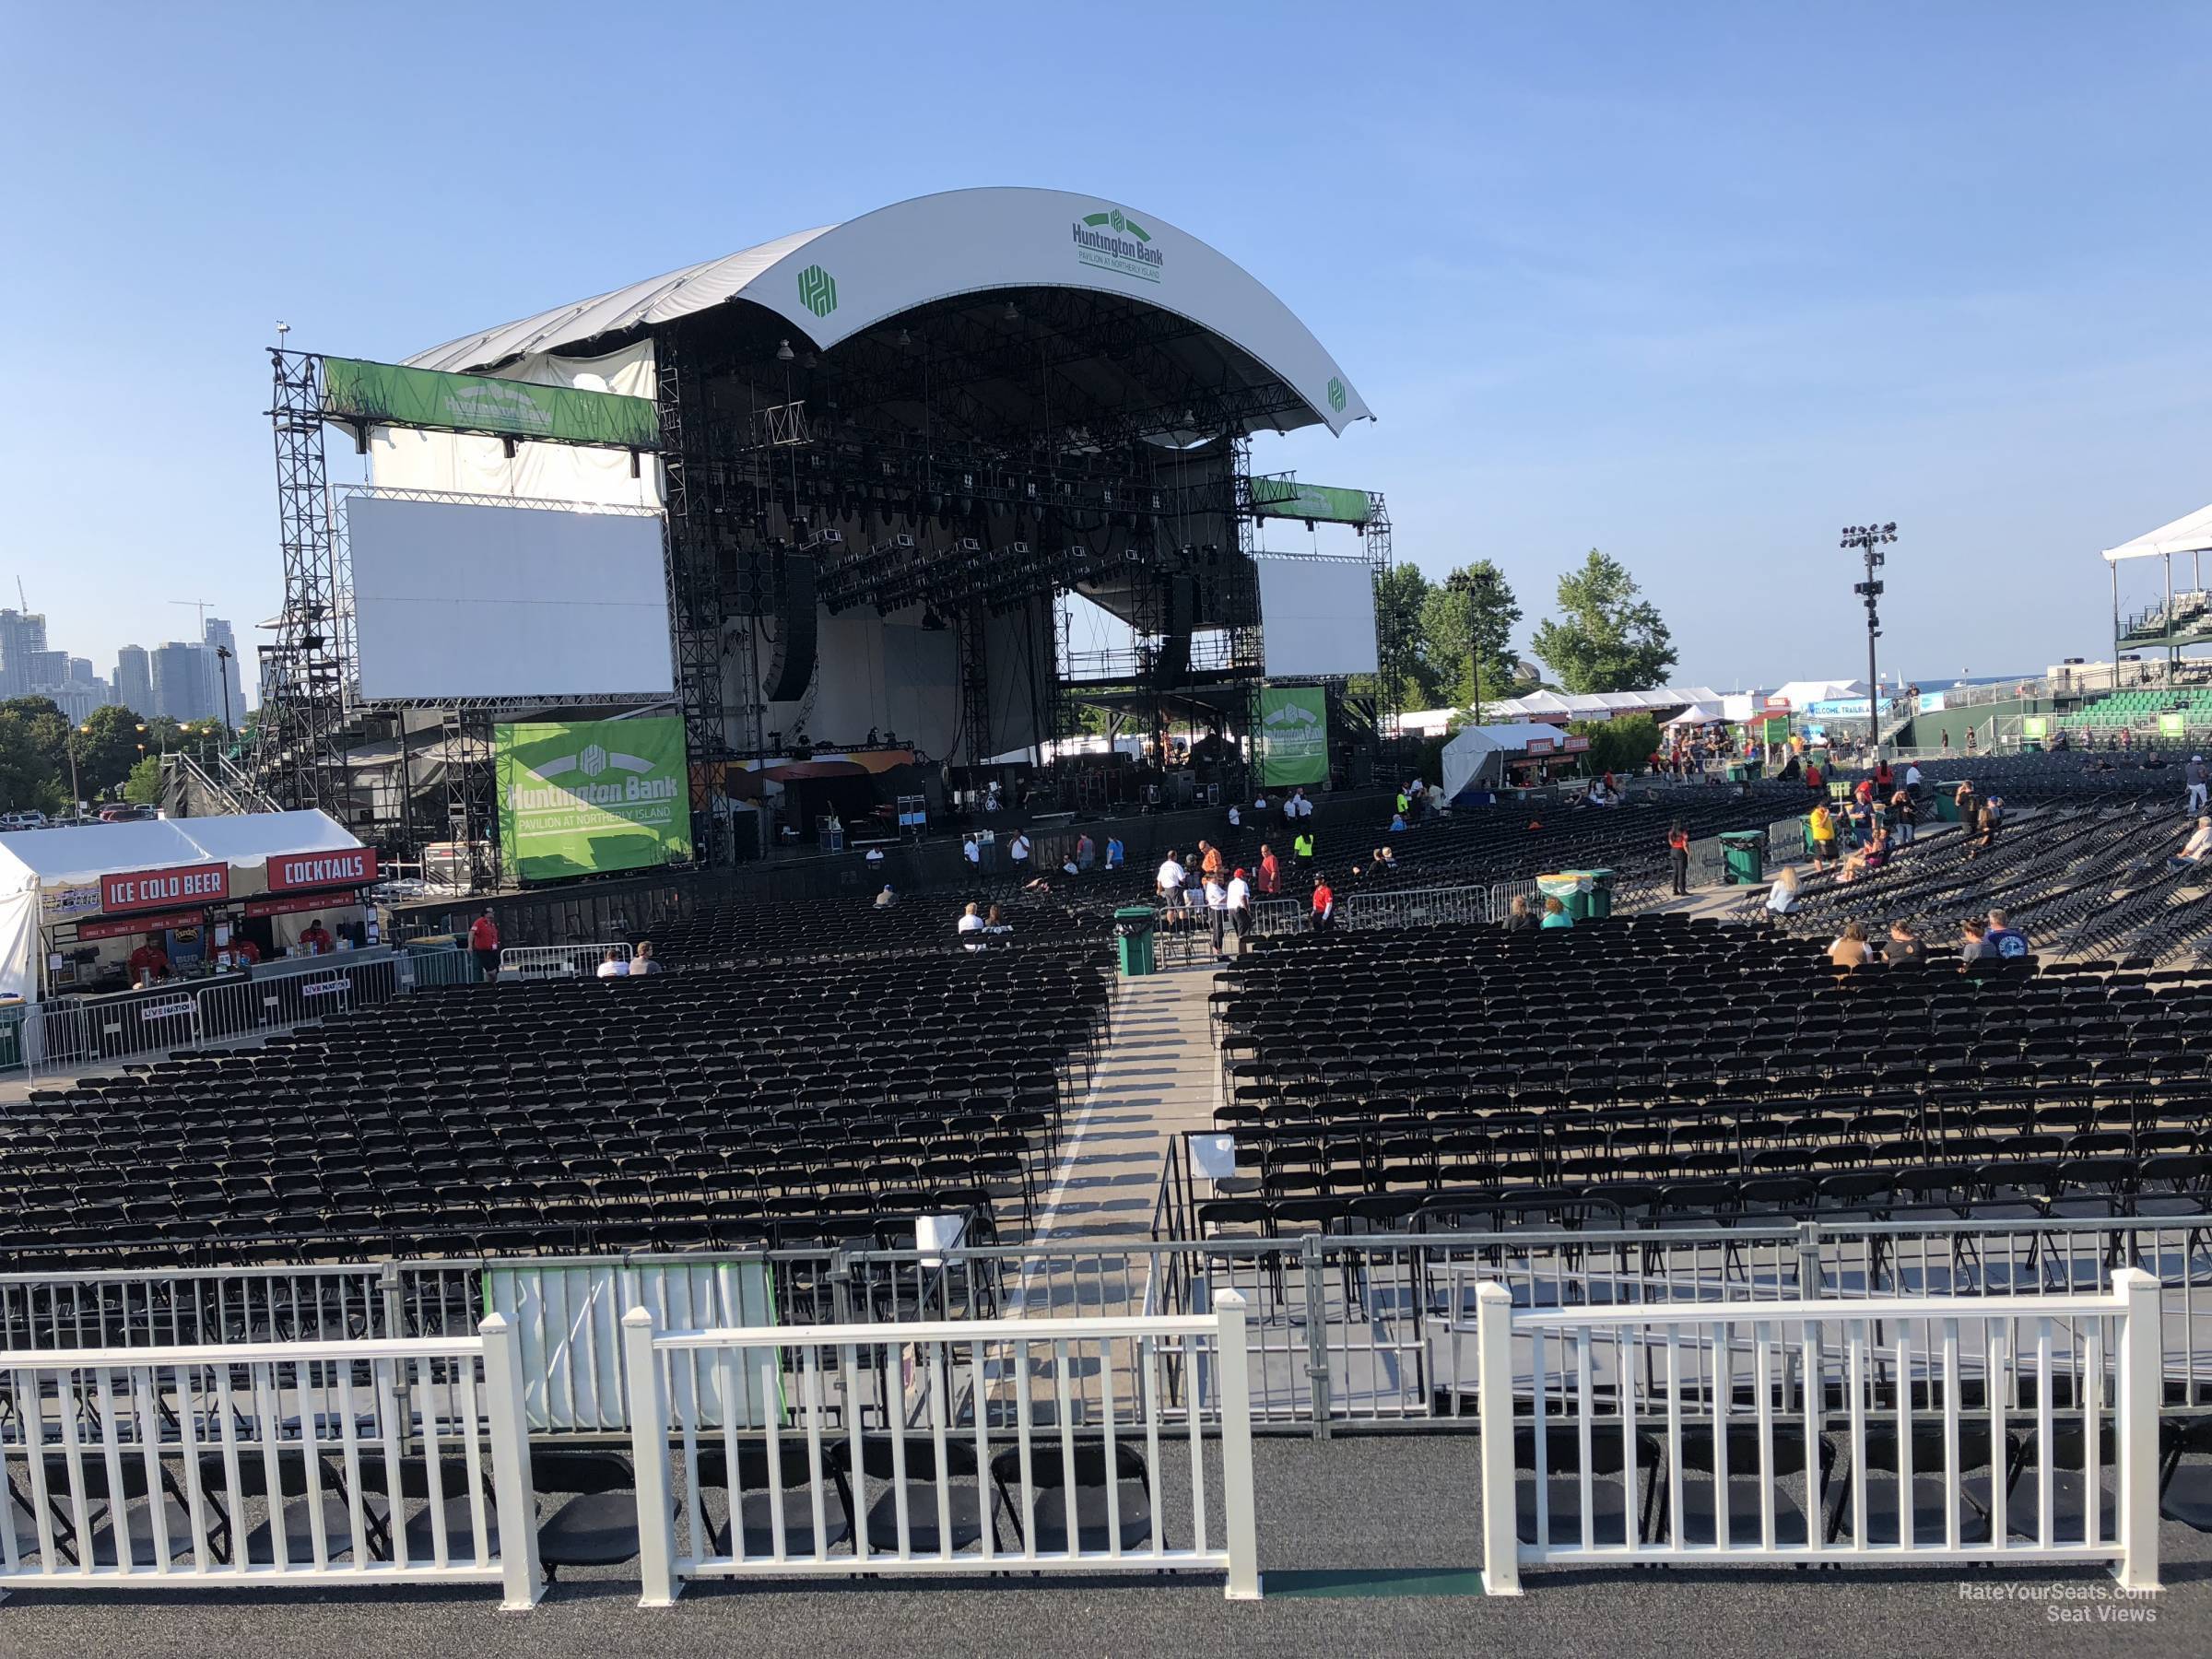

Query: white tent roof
[1490,685,1725,721]
[1665,702,1727,727]
[1770,678,1868,709]
[406,188,1371,438]
[1440,723,1571,800]
[0,810,359,890]
[2104,501,2212,563]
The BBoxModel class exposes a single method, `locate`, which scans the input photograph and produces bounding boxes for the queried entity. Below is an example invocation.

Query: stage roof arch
[406,187,1372,437]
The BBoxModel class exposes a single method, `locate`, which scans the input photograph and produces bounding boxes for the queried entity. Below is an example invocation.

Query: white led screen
[1255,556,1379,678]
[348,494,675,701]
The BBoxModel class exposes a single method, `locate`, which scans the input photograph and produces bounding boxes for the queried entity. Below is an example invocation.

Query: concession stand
[0,811,382,1005]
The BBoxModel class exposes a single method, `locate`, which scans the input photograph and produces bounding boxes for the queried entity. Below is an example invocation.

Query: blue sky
[5,2,2208,700]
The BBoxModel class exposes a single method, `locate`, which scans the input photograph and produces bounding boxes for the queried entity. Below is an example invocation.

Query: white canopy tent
[0,811,366,1003]
[1440,723,1571,799]
[1769,678,1868,710]
[1664,702,1727,728]
[2102,501,2212,562]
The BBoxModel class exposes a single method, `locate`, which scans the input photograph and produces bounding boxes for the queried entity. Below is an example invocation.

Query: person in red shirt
[1666,821,1691,896]
[1310,877,1335,933]
[127,935,170,986]
[1255,845,1280,897]
[468,908,500,981]
[298,917,335,955]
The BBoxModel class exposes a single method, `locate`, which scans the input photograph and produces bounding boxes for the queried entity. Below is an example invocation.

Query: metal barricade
[1473,1270,2163,1593]
[0,1316,542,1605]
[622,1293,1262,1603]
[1338,883,1492,930]
[498,943,633,980]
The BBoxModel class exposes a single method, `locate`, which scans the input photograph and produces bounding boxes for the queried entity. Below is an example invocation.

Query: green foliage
[123,754,166,806]
[1530,549,1677,693]
[1420,560,1523,711]
[1569,714,1663,776]
[0,712,66,813]
[1350,563,1443,712]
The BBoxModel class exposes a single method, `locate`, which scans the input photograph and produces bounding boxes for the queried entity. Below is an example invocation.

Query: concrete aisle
[1029,960,1220,1248]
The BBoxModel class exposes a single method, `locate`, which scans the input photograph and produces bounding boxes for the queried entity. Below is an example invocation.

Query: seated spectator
[1540,896,1574,929]
[1958,916,1994,968]
[874,884,898,908]
[630,941,663,974]
[1500,894,1539,934]
[595,947,629,979]
[1765,864,1800,916]
[958,901,987,950]
[1883,919,1927,966]
[2170,815,2212,867]
[1984,908,2030,959]
[982,904,1014,939]
[1861,824,1892,871]
[1826,922,1876,969]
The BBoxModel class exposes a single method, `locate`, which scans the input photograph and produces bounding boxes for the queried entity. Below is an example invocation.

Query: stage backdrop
[496,717,692,882]
[1256,687,1330,786]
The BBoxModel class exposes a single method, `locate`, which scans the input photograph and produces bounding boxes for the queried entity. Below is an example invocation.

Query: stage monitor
[1255,555,1378,678]
[347,493,674,701]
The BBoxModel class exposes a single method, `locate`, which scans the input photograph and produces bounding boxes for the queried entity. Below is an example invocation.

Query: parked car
[98,804,156,823]
[0,810,49,831]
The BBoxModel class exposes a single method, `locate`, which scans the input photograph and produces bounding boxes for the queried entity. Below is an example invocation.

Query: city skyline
[0,606,252,725]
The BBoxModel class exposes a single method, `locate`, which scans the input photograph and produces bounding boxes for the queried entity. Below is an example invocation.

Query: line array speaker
[763,552,818,701]
[1151,574,1194,687]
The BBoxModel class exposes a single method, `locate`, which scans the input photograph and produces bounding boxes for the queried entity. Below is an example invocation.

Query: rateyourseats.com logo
[796,264,838,318]
[1073,206,1164,282]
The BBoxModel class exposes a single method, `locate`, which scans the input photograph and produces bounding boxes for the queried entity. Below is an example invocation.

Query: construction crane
[171,598,217,636]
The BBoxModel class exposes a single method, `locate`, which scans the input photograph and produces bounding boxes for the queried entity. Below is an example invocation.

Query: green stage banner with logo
[496,718,691,882]
[1256,687,1330,786]
[1249,479,1371,526]
[2159,712,2187,739]
[323,357,660,450]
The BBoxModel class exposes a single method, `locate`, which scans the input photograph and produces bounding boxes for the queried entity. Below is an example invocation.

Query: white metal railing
[498,943,632,981]
[1472,1270,2163,1594]
[621,1292,1262,1605]
[0,1314,541,1606]
[1487,878,1537,920]
[1338,883,1491,930]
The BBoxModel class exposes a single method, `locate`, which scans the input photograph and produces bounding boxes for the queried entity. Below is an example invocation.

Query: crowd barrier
[16,953,406,1079]
[1473,1270,2163,1592]
[498,943,632,980]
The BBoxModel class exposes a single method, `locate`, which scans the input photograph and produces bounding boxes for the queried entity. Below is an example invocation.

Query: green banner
[1250,478,1371,526]
[323,357,660,449]
[496,717,692,882]
[1256,687,1330,786]
[2022,716,2049,740]
[2159,712,2187,739]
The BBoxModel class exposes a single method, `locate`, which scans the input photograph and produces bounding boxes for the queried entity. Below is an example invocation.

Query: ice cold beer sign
[100,862,229,915]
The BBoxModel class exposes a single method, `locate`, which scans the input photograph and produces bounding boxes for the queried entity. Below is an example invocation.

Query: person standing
[1156,850,1188,918]
[1076,831,1095,871]
[1105,834,1124,870]
[128,933,171,986]
[1310,875,1335,933]
[1666,821,1690,896]
[1199,839,1225,879]
[962,833,982,887]
[468,907,500,982]
[2188,755,2208,816]
[1204,869,1230,959]
[1256,844,1281,897]
[1226,866,1252,951]
[298,917,335,956]
[1293,828,1316,866]
[1889,789,1918,847]
[1009,830,1031,871]
[1807,802,1839,867]
[1226,803,1242,841]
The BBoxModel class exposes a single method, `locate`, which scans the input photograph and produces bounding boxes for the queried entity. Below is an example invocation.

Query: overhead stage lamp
[776,340,794,362]
[1003,301,1020,323]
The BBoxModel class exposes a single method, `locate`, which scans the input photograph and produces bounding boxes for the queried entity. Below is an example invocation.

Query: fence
[0,1314,540,1606]
[622,1293,1261,1603]
[1473,1269,2163,1592]
[17,952,406,1078]
[498,942,632,980]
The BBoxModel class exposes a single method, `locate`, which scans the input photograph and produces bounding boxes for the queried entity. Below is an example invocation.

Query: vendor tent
[1440,723,1571,799]
[1664,702,1727,728]
[0,810,365,1002]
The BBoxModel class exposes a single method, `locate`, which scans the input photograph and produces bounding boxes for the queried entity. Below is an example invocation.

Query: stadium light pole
[1841,523,1898,762]
[1448,566,1498,731]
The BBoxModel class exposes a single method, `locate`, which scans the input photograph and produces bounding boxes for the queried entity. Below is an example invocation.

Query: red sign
[246,891,359,920]
[78,911,204,942]
[1525,737,1556,756]
[1562,734,1592,753]
[265,848,378,893]
[100,862,229,915]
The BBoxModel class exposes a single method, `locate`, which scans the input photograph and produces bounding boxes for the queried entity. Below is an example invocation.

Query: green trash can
[0,997,22,1072]
[1583,868,1616,919]
[1113,905,1158,977]
[1537,872,1594,922]
[1719,830,1766,887]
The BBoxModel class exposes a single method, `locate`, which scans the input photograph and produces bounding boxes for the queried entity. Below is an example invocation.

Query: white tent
[1440,723,1570,798]
[2103,501,2212,562]
[0,811,365,1003]
[1770,678,1868,710]
[1665,702,1727,728]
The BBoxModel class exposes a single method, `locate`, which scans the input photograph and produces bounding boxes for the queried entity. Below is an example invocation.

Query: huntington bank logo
[1327,378,1347,414]
[579,743,608,779]
[796,264,838,318]
[1073,207,1164,284]
[510,745,678,812]
[1264,700,1321,728]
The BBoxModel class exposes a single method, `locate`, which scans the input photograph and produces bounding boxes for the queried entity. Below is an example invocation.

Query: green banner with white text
[1256,687,1331,786]
[496,718,692,882]
[1250,478,1371,526]
[323,357,660,449]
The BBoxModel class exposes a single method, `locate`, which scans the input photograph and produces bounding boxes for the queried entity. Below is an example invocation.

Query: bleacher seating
[0,950,1112,1267]
[1186,915,2212,1238]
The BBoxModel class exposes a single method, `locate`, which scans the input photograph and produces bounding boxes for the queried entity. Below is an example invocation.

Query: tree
[76,705,154,796]
[0,711,65,814]
[1347,563,1441,712]
[1421,560,1523,712]
[1530,549,1677,693]
[123,754,165,806]
[1569,714,1663,776]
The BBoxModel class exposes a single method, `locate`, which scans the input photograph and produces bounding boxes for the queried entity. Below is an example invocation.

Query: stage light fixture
[897,328,912,347]
[1004,301,1020,322]
[776,340,794,361]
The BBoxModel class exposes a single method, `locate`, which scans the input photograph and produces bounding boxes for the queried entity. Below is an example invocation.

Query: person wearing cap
[1225,865,1252,950]
[874,884,898,908]
[2188,754,2208,815]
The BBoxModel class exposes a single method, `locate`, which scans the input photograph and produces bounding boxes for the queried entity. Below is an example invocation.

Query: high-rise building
[203,617,246,725]
[151,641,218,723]
[67,657,96,686]
[114,645,152,715]
[0,608,49,699]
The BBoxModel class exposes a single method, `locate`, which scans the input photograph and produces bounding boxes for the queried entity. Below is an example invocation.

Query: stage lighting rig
[1840,522,1899,761]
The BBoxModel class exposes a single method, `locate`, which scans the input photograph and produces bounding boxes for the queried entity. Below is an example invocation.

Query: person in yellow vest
[1807,802,1839,867]
[1293,829,1316,865]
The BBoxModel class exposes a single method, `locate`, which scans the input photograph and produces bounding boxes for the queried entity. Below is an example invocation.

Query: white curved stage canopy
[407,187,1372,437]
